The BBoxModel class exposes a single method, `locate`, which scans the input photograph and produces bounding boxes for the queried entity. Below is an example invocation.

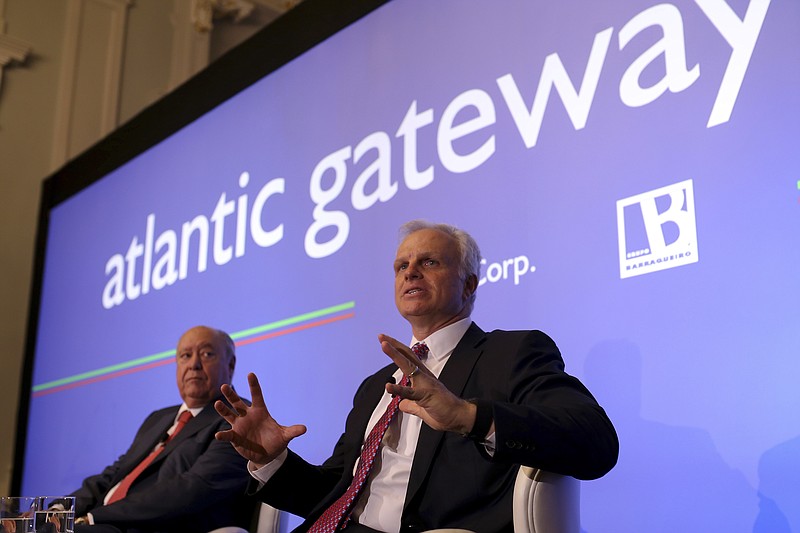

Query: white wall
[0,0,286,495]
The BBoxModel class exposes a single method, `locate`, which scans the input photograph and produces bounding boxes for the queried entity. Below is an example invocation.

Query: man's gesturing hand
[215,372,307,468]
[379,334,477,435]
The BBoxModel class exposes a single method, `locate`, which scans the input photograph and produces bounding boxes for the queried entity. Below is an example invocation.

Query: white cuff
[248,448,289,485]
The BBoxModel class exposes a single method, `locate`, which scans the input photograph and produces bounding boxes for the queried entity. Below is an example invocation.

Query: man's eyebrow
[177,341,216,351]
[394,251,438,263]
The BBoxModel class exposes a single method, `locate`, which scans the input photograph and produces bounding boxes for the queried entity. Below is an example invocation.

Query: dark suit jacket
[71,398,254,532]
[256,323,619,533]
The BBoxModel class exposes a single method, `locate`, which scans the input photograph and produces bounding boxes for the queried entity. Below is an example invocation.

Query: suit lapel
[114,408,176,483]
[305,367,398,522]
[161,407,204,451]
[404,323,487,507]
[156,397,224,460]
[343,367,399,474]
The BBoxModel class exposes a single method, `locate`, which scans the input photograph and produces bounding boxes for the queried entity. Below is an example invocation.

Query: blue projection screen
[17,0,800,531]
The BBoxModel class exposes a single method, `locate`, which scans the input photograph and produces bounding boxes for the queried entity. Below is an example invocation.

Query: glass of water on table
[1,496,75,533]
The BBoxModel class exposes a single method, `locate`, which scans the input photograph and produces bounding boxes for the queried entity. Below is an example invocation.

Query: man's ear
[463,274,478,299]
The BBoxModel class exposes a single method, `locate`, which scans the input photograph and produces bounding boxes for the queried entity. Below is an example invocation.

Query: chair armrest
[514,466,580,533]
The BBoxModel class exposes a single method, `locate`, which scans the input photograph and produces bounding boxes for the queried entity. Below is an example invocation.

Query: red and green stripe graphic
[32,301,355,397]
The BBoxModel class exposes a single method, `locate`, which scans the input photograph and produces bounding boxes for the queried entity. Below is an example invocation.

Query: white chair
[426,466,580,533]
[213,466,579,533]
[511,466,580,533]
[254,503,281,533]
[208,502,281,533]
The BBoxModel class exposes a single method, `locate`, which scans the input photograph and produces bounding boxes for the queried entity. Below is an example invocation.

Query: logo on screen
[616,179,698,279]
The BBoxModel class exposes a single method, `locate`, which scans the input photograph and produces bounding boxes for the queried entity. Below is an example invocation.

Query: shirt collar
[179,403,205,419]
[411,316,472,362]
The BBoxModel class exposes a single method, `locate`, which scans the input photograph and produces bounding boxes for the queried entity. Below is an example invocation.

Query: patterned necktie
[308,342,429,533]
[107,410,193,504]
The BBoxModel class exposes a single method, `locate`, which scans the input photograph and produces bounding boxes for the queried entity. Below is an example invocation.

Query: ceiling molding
[0,32,31,68]
[250,0,302,14]
[192,0,255,33]
[0,32,31,93]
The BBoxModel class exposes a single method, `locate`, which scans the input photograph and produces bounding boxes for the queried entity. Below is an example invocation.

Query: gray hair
[202,326,237,376]
[216,329,237,361]
[398,220,482,312]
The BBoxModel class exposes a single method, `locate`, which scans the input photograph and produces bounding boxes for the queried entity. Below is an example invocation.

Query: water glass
[0,496,75,533]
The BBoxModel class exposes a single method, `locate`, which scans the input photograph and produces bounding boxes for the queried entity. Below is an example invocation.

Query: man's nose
[188,353,203,369]
[404,263,421,279]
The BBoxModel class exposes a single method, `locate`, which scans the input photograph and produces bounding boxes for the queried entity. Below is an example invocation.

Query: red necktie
[107,410,193,504]
[308,342,429,533]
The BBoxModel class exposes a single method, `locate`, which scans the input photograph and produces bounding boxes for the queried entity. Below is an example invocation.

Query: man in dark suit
[215,221,619,532]
[71,326,254,533]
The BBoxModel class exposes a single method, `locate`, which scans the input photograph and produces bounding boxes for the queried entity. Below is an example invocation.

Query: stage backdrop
[16,0,800,531]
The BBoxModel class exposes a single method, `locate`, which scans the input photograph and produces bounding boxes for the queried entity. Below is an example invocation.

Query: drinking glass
[0,496,75,533]
[0,497,36,533]
[34,497,75,533]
